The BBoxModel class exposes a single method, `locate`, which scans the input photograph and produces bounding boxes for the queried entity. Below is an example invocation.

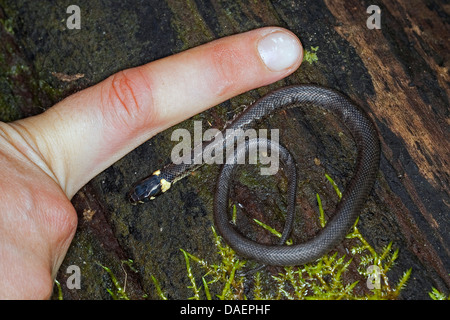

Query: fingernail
[257,31,302,71]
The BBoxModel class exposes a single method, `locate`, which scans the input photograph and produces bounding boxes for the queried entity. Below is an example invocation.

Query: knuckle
[100,68,158,133]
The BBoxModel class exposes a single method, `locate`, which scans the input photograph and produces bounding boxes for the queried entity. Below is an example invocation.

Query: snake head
[128,174,164,204]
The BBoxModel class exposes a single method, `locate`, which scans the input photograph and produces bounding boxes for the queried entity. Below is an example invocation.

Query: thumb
[12,27,302,198]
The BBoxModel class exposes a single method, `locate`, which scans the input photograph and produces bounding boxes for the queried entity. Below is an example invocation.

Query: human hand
[0,27,302,299]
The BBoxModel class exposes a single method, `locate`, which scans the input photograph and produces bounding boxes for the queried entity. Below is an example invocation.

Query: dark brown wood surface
[0,0,448,299]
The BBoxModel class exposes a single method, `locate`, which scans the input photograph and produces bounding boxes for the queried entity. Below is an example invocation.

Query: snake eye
[128,175,163,204]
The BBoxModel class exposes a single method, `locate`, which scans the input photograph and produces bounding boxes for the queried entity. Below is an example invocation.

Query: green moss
[303,46,319,64]
[181,227,247,300]
[65,173,418,300]
[97,262,130,300]
[96,259,145,300]
[0,16,14,35]
[428,286,450,300]
[171,174,412,300]
[175,223,411,299]
[151,274,167,300]
[90,172,431,300]
[53,280,64,300]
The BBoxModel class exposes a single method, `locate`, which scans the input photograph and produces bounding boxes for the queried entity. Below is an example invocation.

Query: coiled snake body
[128,85,380,266]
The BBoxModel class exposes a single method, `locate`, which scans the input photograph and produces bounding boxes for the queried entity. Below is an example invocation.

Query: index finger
[13,27,303,198]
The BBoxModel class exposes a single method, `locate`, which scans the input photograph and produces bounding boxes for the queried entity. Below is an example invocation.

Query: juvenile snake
[128,85,380,266]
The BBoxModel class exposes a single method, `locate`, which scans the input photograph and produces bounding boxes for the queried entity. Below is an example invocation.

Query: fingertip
[151,27,303,121]
[256,27,303,73]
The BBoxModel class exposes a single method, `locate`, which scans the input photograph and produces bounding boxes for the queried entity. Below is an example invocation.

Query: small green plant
[303,46,319,64]
[151,274,168,300]
[428,286,449,300]
[53,279,64,300]
[97,261,131,300]
[180,226,246,300]
[97,259,144,300]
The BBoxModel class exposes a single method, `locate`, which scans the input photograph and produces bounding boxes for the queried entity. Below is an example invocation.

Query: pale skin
[0,27,302,299]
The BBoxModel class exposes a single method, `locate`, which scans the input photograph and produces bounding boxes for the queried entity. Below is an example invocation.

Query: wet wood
[325,0,449,291]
